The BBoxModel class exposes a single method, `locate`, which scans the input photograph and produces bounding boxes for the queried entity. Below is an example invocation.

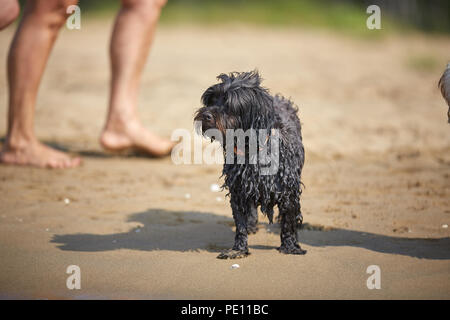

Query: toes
[46,159,61,169]
[69,157,82,168]
[62,157,81,168]
[46,156,82,169]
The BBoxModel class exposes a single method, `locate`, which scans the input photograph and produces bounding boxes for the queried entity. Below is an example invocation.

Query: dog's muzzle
[194,109,216,133]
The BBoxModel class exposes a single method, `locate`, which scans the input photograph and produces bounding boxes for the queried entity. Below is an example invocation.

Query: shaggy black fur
[194,71,307,259]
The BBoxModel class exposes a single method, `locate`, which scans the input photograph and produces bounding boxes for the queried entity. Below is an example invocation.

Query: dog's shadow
[51,209,235,252]
[51,208,450,260]
[287,223,449,260]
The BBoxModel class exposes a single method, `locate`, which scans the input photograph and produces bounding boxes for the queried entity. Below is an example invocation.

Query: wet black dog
[195,71,306,259]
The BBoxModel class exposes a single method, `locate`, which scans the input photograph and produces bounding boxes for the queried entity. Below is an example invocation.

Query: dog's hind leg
[217,197,250,259]
[277,198,307,255]
[247,202,259,234]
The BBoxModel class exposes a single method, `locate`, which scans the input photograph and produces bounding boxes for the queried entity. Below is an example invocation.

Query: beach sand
[0,21,449,299]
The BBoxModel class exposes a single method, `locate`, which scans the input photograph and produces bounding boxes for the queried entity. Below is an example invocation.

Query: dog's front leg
[217,197,250,259]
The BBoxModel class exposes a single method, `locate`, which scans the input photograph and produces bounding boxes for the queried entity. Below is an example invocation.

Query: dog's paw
[217,249,250,259]
[277,245,307,255]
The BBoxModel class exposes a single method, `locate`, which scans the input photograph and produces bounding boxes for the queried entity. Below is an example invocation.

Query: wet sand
[0,21,449,299]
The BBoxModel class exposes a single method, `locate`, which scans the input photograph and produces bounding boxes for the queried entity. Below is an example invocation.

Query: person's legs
[0,0,81,168]
[0,0,20,30]
[100,0,175,157]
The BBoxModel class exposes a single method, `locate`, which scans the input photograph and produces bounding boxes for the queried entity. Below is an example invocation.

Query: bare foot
[100,119,175,157]
[0,139,82,169]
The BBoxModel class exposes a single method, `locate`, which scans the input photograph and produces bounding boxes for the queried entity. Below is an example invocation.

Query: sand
[0,20,449,299]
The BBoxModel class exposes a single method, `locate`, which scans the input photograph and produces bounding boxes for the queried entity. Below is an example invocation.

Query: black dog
[195,71,306,259]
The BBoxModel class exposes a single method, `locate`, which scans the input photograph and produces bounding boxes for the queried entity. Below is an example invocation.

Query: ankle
[4,133,37,151]
[104,112,140,132]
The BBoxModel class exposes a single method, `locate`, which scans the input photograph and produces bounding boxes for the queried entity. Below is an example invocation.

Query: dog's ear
[201,85,218,107]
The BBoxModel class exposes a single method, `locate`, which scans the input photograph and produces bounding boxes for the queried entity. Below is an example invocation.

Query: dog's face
[194,71,273,141]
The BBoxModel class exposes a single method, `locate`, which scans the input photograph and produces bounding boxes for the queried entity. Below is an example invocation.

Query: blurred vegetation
[406,55,440,73]
[70,0,449,35]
